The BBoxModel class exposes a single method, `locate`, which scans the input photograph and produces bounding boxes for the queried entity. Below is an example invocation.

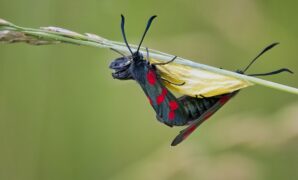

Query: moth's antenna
[248,68,293,77]
[242,42,279,73]
[121,14,133,55]
[136,15,157,53]
[240,42,293,76]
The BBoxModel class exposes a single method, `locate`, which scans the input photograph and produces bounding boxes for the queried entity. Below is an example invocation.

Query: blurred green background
[1,0,298,180]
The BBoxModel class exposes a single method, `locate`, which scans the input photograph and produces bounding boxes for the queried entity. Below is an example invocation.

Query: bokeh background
[1,0,298,180]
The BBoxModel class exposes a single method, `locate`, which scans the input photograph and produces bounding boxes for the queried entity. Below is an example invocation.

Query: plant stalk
[1,18,297,95]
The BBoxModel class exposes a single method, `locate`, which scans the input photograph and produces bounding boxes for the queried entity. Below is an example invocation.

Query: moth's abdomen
[178,96,219,121]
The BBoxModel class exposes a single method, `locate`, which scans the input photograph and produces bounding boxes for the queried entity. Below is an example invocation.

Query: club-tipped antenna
[242,42,279,73]
[248,68,293,76]
[121,14,133,55]
[136,15,157,53]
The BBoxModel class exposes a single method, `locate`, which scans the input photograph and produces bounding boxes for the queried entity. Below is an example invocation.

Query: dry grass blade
[0,18,297,95]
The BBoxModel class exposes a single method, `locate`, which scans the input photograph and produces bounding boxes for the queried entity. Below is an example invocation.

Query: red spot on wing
[156,88,168,105]
[146,70,156,85]
[169,101,178,111]
[156,94,165,105]
[168,111,175,120]
[161,88,167,95]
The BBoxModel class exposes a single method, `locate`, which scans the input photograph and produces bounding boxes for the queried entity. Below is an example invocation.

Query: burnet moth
[109,15,293,146]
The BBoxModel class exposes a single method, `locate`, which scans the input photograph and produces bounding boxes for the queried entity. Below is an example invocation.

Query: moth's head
[109,56,133,80]
[132,51,144,62]
[110,15,157,80]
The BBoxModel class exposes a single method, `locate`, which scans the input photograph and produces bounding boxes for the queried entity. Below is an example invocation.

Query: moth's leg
[146,47,150,61]
[145,47,176,66]
[161,78,185,86]
[146,47,156,69]
[151,56,177,66]
[195,94,206,99]
[147,50,182,85]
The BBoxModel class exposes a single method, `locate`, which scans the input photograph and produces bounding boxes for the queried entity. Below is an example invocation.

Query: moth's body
[110,15,291,146]
[111,53,237,128]
[177,93,237,122]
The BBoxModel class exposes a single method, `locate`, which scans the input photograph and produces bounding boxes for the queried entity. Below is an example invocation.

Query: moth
[109,15,292,146]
